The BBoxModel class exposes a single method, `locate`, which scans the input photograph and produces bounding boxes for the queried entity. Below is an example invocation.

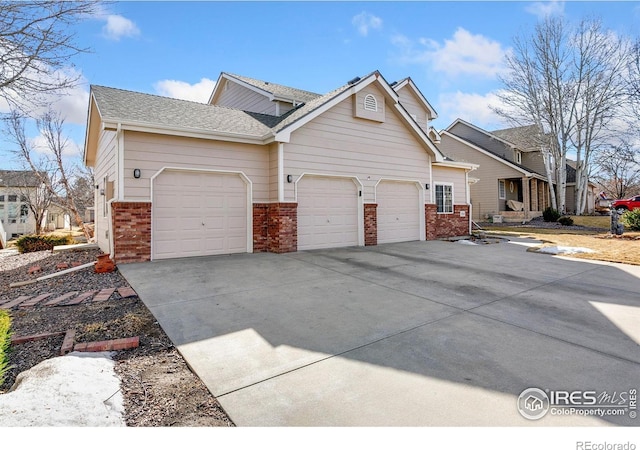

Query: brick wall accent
[425,204,470,240]
[111,202,151,264]
[253,203,269,253]
[252,203,298,254]
[266,203,298,253]
[425,204,437,240]
[364,203,377,246]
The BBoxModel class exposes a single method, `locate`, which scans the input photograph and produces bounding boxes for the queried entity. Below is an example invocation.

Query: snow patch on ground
[535,246,596,255]
[0,351,125,426]
[457,240,479,246]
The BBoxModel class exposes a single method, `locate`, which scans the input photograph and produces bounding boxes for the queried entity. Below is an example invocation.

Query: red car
[611,195,640,214]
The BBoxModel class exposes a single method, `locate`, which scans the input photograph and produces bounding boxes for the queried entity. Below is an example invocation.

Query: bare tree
[593,142,640,200]
[0,1,100,111]
[494,17,634,214]
[570,20,633,215]
[494,17,573,212]
[4,109,87,232]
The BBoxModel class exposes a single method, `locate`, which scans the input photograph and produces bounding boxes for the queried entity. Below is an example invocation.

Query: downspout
[108,123,121,260]
[466,169,471,235]
[278,142,284,202]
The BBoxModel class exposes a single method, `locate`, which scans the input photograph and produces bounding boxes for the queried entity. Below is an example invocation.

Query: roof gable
[85,71,453,165]
[273,71,446,161]
[392,77,438,120]
[441,130,545,178]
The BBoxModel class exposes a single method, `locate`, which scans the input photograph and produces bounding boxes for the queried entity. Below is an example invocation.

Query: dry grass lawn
[486,216,640,265]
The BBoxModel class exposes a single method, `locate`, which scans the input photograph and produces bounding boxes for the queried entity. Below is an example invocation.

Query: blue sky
[1,1,639,169]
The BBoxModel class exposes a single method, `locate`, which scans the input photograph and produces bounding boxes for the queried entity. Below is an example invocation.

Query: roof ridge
[91,85,218,108]
[222,73,322,98]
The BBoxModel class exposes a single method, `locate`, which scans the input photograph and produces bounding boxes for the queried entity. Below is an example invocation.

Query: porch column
[531,179,538,212]
[522,177,531,221]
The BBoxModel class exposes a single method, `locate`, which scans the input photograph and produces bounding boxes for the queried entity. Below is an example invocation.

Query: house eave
[102,119,267,145]
[433,161,479,171]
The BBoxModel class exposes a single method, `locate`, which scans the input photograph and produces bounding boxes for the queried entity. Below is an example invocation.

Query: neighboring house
[437,119,594,223]
[84,70,476,263]
[43,203,71,231]
[0,170,41,243]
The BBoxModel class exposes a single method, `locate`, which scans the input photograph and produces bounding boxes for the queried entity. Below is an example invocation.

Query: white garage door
[377,181,421,244]
[297,176,359,251]
[153,170,248,260]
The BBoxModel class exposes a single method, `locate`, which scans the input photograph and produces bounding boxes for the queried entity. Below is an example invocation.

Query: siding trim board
[149,166,254,260]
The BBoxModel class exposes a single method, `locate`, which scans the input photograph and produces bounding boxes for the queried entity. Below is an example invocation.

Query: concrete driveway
[119,238,640,426]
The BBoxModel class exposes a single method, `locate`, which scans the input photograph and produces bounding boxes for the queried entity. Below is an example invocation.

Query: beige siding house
[84,71,476,263]
[438,119,596,221]
[438,120,554,222]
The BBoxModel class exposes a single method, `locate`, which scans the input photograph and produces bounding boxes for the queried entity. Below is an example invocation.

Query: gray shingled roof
[91,75,359,139]
[0,170,42,187]
[224,73,321,103]
[91,86,274,138]
[491,125,545,153]
[446,133,545,177]
[91,71,382,141]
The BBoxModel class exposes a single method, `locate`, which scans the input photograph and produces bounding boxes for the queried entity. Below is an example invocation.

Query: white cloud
[525,1,565,19]
[153,78,216,103]
[102,15,140,41]
[392,28,510,79]
[352,11,382,37]
[0,66,89,125]
[29,132,82,158]
[437,91,508,130]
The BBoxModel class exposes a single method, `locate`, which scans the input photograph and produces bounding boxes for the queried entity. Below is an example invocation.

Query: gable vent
[364,94,378,112]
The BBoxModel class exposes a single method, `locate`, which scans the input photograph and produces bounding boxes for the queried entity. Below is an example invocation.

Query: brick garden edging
[10,330,138,355]
[1,286,137,311]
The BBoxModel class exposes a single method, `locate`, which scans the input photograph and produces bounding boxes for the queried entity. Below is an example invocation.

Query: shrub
[622,209,640,231]
[0,310,11,388]
[558,216,574,226]
[14,235,73,253]
[542,207,561,222]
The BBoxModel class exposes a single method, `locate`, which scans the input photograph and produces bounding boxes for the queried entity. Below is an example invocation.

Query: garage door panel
[297,176,359,251]
[153,171,248,259]
[377,181,421,244]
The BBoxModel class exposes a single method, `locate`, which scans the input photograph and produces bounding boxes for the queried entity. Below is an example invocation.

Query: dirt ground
[1,250,234,427]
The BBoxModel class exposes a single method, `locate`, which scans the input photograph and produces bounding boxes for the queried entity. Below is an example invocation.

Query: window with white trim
[364,94,378,112]
[435,184,453,213]
[515,150,522,164]
[498,180,506,199]
[0,195,4,202]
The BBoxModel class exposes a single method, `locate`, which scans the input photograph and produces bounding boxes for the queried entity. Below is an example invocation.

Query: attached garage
[376,180,423,244]
[152,169,251,260]
[296,175,360,251]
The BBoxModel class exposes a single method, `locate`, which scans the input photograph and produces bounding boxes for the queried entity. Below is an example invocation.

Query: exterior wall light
[287,175,293,183]
[425,183,430,190]
[133,169,141,179]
